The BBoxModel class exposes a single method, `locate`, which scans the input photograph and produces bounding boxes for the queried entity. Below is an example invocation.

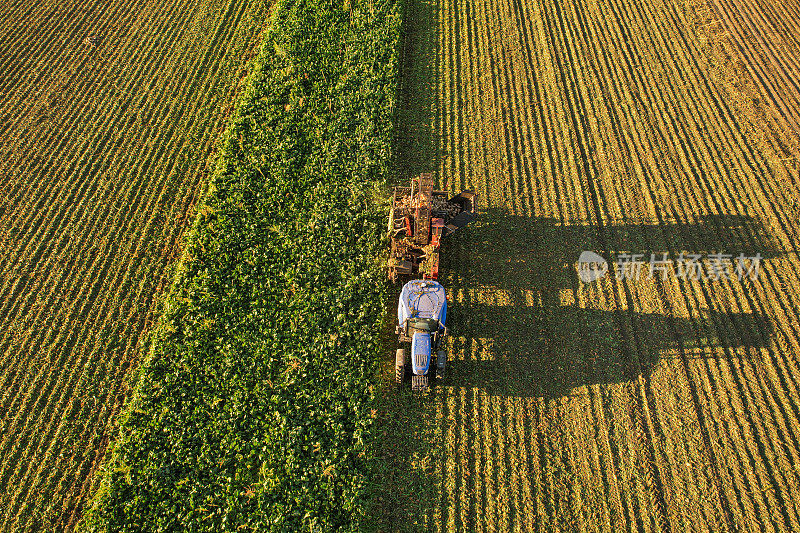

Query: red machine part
[430,218,444,248]
[424,252,440,280]
[387,173,477,282]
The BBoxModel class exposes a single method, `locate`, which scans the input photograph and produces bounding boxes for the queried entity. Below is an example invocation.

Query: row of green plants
[83,0,400,529]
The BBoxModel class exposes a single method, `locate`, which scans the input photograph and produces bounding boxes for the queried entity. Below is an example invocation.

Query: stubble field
[373,0,800,530]
[0,0,269,529]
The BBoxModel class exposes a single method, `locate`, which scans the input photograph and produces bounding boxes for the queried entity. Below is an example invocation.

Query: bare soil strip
[707,0,800,143]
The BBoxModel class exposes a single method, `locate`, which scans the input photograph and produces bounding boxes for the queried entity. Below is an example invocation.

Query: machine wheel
[436,350,446,380]
[412,374,428,392]
[395,349,406,384]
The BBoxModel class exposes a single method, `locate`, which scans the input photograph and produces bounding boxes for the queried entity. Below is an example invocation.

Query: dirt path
[372,0,800,530]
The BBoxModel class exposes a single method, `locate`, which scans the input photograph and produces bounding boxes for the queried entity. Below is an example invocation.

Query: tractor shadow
[438,208,778,398]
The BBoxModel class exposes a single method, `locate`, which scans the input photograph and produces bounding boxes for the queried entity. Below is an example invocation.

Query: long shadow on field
[369,209,778,532]
[445,304,772,398]
[438,208,777,398]
[451,208,781,297]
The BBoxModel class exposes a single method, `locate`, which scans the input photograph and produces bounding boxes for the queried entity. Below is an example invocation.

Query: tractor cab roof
[398,280,447,326]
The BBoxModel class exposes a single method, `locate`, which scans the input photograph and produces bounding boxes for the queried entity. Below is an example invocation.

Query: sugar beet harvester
[389,173,476,391]
[387,173,476,282]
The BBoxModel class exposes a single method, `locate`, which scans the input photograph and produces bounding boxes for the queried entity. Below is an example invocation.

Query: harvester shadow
[443,304,772,398]
[438,208,778,398]
[454,208,782,298]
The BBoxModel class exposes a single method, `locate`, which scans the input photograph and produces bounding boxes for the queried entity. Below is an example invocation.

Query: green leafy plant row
[82,0,399,529]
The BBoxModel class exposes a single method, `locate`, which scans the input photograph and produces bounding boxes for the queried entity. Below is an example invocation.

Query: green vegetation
[82,0,399,530]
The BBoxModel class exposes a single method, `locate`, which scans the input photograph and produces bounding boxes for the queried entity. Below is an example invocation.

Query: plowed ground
[0,0,269,529]
[371,0,800,530]
[708,0,800,143]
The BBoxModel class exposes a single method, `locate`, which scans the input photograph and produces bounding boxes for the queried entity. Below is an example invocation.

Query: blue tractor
[395,280,448,391]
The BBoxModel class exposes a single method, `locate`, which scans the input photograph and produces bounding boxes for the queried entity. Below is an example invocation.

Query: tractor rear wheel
[436,350,446,380]
[395,348,406,384]
[412,374,428,392]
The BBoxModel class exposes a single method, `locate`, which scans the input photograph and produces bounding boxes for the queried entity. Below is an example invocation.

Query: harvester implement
[387,173,477,282]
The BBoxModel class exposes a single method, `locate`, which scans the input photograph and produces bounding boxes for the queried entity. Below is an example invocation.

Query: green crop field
[0,0,271,529]
[80,0,399,530]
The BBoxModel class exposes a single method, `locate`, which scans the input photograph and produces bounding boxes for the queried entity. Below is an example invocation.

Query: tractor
[395,279,448,391]
[388,174,476,391]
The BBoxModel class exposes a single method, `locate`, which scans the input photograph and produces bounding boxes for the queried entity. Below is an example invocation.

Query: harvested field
[372,0,800,530]
[707,0,800,143]
[0,0,270,529]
